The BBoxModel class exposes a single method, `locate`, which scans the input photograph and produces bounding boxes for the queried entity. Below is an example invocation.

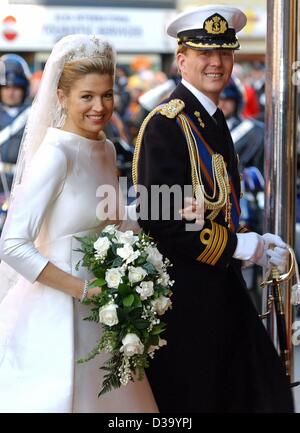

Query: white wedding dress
[0,127,158,413]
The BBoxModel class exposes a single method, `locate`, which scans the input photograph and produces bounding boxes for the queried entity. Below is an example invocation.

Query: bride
[0,34,162,413]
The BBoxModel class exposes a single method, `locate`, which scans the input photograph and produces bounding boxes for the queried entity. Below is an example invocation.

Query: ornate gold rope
[132,106,162,189]
[132,104,232,226]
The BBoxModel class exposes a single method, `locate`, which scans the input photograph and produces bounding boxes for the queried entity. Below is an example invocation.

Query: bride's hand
[87,286,102,299]
[179,197,205,228]
[79,278,102,301]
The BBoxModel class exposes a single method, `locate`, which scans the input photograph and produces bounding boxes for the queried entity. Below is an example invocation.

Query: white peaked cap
[167,4,247,50]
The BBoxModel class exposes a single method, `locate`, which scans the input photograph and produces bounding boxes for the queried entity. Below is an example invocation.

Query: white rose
[120,333,144,357]
[102,224,116,235]
[136,281,154,300]
[94,236,111,259]
[99,303,118,326]
[128,266,147,284]
[145,246,164,271]
[105,268,123,288]
[114,230,137,246]
[117,244,140,264]
[151,295,172,315]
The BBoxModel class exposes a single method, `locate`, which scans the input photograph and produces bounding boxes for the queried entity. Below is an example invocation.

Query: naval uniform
[0,101,30,193]
[134,81,294,413]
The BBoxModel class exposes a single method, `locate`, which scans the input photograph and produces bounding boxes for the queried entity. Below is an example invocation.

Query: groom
[134,5,294,412]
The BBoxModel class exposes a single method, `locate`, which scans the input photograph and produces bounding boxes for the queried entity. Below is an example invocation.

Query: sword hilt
[260,245,295,287]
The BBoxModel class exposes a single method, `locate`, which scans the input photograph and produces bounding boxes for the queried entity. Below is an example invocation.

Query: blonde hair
[58,56,115,95]
[176,43,189,76]
[176,43,189,56]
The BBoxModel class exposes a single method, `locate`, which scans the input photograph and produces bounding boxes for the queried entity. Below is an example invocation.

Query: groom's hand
[261,233,289,272]
[179,197,204,228]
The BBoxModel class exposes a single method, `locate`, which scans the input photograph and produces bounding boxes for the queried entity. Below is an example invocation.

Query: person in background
[219,77,265,307]
[219,77,264,174]
[251,61,266,122]
[29,69,43,100]
[0,54,32,232]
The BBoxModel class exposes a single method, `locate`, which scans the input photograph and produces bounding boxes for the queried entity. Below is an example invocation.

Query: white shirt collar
[181,78,217,117]
[3,105,19,117]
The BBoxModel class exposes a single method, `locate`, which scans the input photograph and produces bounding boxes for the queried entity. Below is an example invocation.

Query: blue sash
[176,113,240,232]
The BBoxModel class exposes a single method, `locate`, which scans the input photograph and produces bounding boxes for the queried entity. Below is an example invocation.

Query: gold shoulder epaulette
[159,99,185,119]
[132,99,185,189]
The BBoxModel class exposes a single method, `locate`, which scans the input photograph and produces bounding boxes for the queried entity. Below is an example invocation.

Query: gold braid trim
[184,40,240,50]
[132,99,231,227]
[132,106,163,190]
[237,225,249,233]
[197,221,228,265]
[132,99,185,189]
[177,114,231,226]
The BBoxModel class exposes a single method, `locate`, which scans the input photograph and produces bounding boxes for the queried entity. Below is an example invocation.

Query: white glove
[233,232,264,262]
[261,233,287,249]
[260,233,289,272]
[241,232,289,272]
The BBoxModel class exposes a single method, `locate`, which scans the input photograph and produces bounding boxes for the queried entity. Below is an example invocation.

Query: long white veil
[0,34,116,302]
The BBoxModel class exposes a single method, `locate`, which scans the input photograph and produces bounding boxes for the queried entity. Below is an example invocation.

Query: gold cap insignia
[204,14,228,35]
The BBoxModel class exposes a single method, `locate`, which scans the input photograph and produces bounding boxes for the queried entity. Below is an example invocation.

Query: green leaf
[123,294,134,307]
[75,259,82,271]
[151,323,167,335]
[132,295,142,308]
[135,254,147,266]
[112,257,123,268]
[93,268,105,278]
[148,335,159,347]
[98,370,121,396]
[129,307,143,320]
[133,319,149,330]
[77,340,101,363]
[143,262,157,275]
[110,243,121,255]
[89,278,106,288]
[118,284,131,296]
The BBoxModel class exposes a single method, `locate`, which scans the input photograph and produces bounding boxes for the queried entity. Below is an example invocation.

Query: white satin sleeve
[119,203,140,233]
[0,143,68,282]
[104,139,140,233]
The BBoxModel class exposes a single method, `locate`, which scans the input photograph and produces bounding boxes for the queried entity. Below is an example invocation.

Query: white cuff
[233,232,263,262]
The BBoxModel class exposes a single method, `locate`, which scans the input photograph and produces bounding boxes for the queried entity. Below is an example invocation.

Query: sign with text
[0,5,176,53]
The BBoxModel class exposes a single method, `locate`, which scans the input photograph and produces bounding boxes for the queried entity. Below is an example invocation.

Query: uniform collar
[2,105,20,117]
[181,78,217,116]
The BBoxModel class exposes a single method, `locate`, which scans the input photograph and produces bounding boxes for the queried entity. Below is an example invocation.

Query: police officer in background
[219,77,264,174]
[219,77,264,235]
[134,5,294,412]
[219,78,265,306]
[0,54,31,230]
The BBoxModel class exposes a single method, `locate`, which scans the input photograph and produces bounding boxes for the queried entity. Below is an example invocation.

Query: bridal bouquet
[75,225,173,396]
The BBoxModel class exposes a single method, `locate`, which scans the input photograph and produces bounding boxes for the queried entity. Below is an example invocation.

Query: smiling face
[58,73,114,140]
[177,48,234,104]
